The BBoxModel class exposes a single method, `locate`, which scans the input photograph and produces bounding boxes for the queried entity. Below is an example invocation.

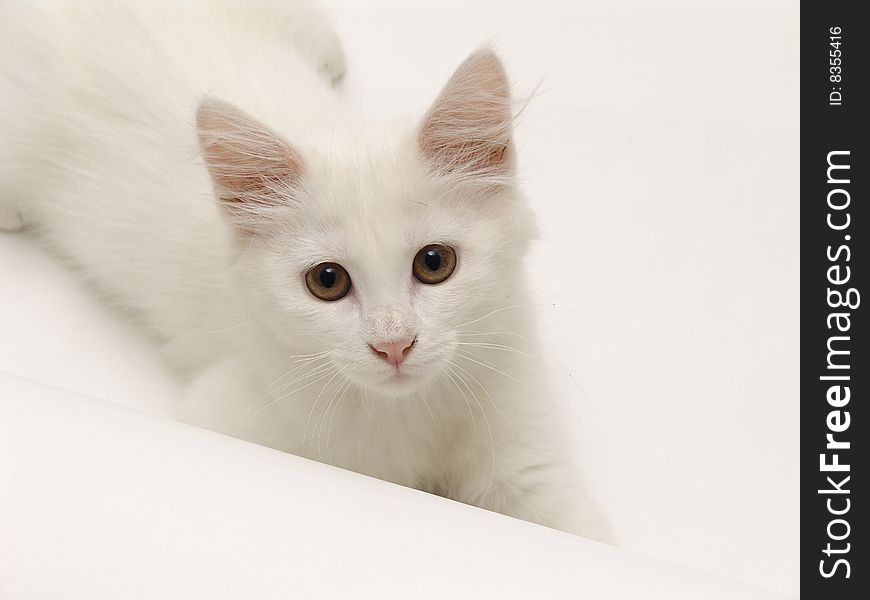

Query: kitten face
[197,49,532,397]
[244,138,532,397]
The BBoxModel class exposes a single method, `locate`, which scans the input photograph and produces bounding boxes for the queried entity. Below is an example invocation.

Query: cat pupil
[424,250,441,271]
[319,267,337,288]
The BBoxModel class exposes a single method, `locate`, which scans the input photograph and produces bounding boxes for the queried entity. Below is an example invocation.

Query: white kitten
[0,0,610,541]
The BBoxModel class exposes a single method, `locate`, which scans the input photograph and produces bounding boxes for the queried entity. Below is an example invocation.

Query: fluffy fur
[0,0,609,540]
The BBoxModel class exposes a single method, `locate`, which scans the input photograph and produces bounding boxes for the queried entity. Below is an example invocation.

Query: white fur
[0,0,610,540]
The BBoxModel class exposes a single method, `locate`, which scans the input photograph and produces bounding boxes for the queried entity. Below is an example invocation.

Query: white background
[0,0,799,596]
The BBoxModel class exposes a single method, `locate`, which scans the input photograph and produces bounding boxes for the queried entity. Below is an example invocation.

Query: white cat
[0,0,610,541]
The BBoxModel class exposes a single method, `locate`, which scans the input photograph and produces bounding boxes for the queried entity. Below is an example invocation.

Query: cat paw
[307,29,347,85]
[0,202,24,232]
[319,37,347,86]
[289,5,347,85]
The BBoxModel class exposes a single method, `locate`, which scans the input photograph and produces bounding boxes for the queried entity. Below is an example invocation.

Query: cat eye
[413,244,456,285]
[305,262,352,301]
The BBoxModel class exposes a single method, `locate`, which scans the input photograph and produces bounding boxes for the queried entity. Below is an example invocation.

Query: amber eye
[305,262,352,301]
[413,244,457,284]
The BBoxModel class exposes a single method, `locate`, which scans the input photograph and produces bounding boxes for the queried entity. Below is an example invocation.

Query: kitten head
[197,48,535,397]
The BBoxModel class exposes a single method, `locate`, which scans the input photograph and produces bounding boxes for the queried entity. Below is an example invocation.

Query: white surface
[0,0,799,596]
[0,371,792,600]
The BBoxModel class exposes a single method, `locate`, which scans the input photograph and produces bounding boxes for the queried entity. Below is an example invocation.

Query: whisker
[456,341,540,363]
[453,349,522,383]
[325,381,353,462]
[449,359,501,417]
[304,365,349,444]
[263,358,332,396]
[361,387,375,418]
[267,359,334,397]
[315,377,349,458]
[447,364,497,496]
[455,302,607,330]
[445,366,476,433]
[458,337,589,402]
[419,388,436,425]
[262,350,334,395]
[248,357,333,418]
[251,366,336,418]
[455,304,526,330]
[456,330,523,338]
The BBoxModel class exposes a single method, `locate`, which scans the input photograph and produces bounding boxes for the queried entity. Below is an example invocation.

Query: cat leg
[301,24,347,85]
[174,354,299,453]
[449,447,615,543]
[244,0,347,84]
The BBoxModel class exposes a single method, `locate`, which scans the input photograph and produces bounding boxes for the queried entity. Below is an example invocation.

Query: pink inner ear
[419,49,514,180]
[196,97,303,205]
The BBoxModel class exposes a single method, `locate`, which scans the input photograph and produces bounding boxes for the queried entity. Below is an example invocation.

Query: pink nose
[371,338,415,368]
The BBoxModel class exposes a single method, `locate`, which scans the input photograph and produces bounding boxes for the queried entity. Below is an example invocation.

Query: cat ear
[196,97,303,232]
[418,48,513,185]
